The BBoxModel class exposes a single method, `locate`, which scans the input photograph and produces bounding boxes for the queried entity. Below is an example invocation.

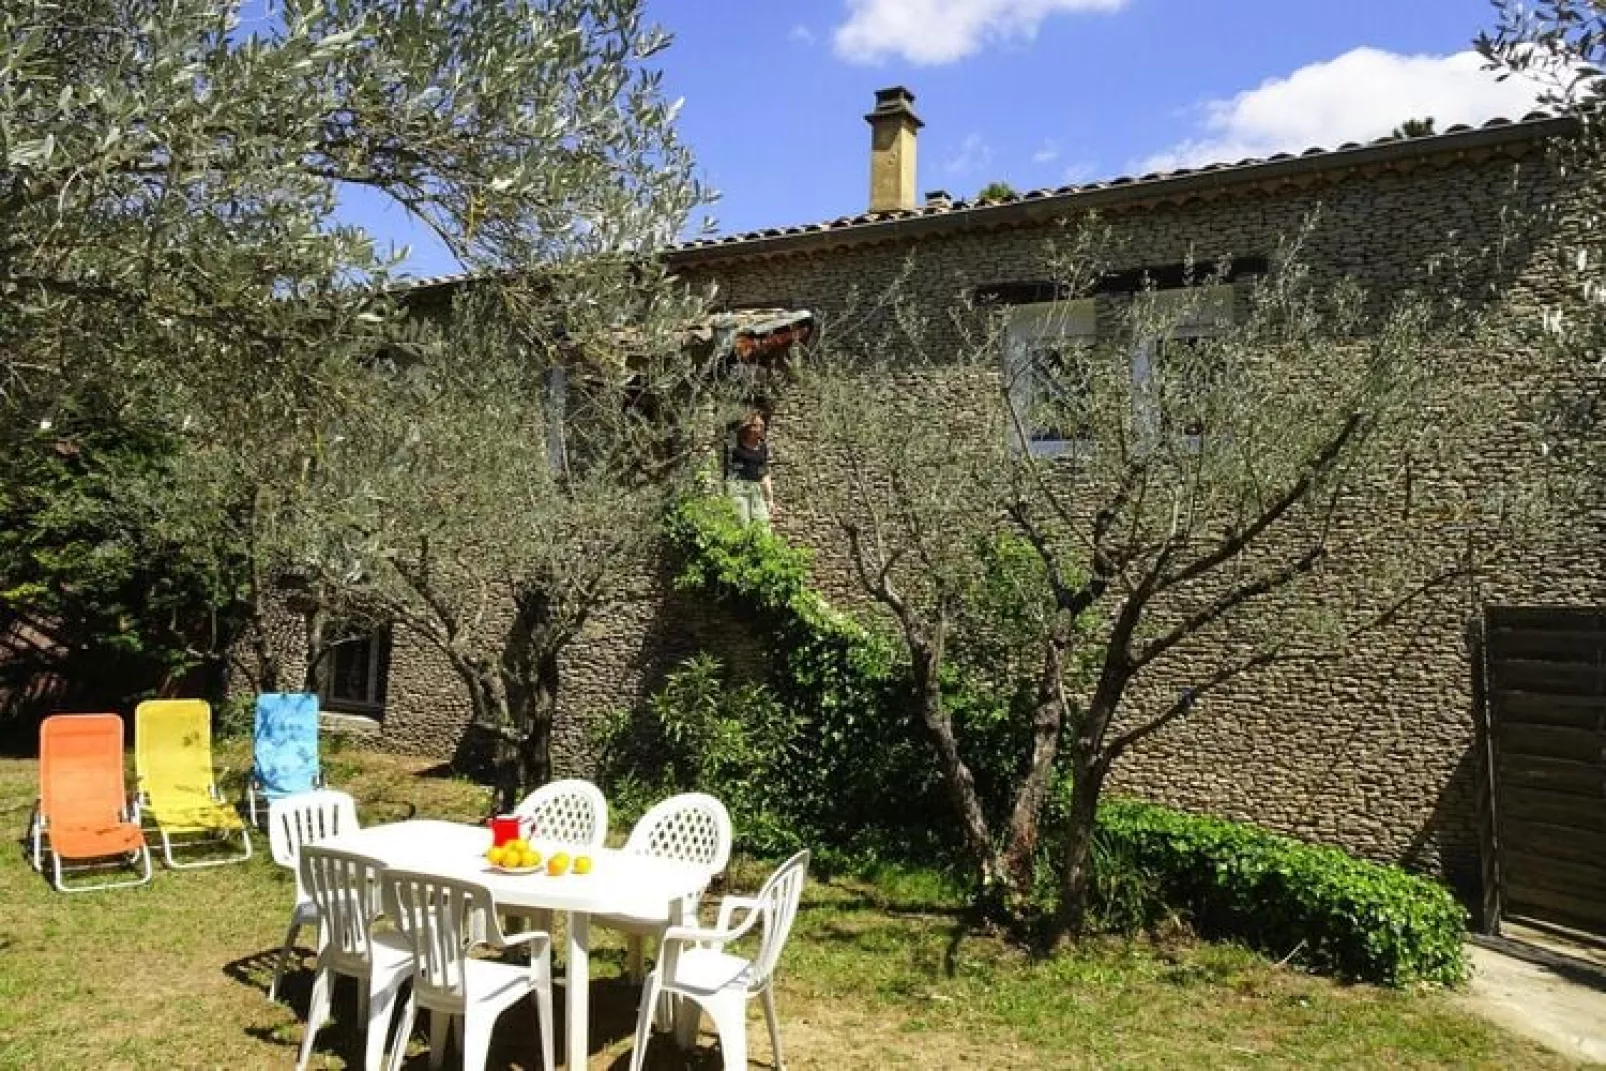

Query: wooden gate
[1482,606,1606,937]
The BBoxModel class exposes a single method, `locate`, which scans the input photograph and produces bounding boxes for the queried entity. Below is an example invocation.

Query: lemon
[547,851,571,876]
[572,855,592,876]
[486,846,506,867]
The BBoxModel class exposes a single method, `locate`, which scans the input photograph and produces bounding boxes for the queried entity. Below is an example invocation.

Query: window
[1002,286,1237,454]
[317,626,391,715]
[1131,285,1235,444]
[1004,299,1097,455]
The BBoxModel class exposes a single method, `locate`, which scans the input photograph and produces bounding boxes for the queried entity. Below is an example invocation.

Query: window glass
[318,625,390,714]
[1005,299,1096,454]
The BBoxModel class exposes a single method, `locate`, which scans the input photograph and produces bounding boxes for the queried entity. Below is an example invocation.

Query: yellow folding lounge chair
[135,699,252,868]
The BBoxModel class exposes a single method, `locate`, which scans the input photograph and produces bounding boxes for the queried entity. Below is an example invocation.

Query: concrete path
[1459,941,1606,1066]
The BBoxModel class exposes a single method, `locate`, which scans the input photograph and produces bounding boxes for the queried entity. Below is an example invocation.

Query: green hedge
[1096,799,1469,986]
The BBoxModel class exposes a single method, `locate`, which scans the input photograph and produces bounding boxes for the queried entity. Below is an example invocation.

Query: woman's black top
[728,439,769,482]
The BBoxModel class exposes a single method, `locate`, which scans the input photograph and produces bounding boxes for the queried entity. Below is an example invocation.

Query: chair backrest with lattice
[623,792,732,875]
[380,868,497,1010]
[513,779,608,848]
[748,849,810,993]
[298,845,386,975]
[269,790,360,898]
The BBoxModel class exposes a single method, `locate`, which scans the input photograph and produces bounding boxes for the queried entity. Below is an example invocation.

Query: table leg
[665,897,698,1051]
[566,911,589,1070]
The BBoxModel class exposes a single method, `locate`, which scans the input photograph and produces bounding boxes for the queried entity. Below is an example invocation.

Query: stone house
[267,87,1605,922]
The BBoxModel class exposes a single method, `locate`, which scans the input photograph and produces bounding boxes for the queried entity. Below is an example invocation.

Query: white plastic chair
[380,868,554,1071]
[628,850,810,1071]
[296,845,413,1071]
[512,778,609,849]
[595,792,733,982]
[267,790,360,1002]
[506,779,610,933]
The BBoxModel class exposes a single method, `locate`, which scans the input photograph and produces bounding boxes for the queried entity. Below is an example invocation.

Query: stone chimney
[866,86,923,213]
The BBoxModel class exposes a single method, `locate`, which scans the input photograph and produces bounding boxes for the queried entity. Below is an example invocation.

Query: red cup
[490,815,521,846]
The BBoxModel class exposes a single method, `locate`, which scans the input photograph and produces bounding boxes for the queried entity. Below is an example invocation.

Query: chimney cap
[866,85,924,129]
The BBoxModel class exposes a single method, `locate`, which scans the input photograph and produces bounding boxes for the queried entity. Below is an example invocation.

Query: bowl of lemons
[485,837,543,874]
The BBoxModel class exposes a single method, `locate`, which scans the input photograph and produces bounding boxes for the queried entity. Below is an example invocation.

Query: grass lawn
[0,739,1579,1069]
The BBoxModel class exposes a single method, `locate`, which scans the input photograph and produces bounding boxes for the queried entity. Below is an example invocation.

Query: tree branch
[1156,411,1365,592]
[1112,557,1478,758]
[1133,542,1326,670]
[1108,647,1342,759]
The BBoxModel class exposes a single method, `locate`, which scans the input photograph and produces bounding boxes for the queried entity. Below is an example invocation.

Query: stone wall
[308,548,767,779]
[254,130,1606,894]
[661,139,1606,894]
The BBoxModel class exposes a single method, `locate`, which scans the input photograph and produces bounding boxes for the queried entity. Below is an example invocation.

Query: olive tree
[281,271,718,804]
[1,1,708,711]
[805,227,1549,935]
[1480,1,1606,482]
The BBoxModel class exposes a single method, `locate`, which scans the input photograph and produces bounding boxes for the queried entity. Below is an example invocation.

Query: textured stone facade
[663,122,1604,896]
[257,118,1604,896]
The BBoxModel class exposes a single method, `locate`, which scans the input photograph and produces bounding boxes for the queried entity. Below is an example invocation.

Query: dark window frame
[316,625,392,716]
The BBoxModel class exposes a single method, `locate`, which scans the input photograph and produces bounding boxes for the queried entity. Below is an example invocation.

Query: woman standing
[725,410,775,528]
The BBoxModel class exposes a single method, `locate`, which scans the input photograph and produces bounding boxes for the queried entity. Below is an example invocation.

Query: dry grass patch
[0,742,1579,1069]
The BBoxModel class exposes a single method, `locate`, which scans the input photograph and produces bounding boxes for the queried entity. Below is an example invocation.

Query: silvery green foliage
[1478,1,1606,478]
[1477,0,1606,110]
[270,271,722,794]
[0,0,710,725]
[803,218,1557,928]
[1,0,705,429]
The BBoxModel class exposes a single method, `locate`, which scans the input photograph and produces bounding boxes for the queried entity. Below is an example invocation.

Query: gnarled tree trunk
[999,639,1069,901]
[1056,750,1108,940]
[907,633,1000,889]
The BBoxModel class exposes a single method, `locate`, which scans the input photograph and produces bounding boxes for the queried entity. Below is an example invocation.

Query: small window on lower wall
[316,625,391,716]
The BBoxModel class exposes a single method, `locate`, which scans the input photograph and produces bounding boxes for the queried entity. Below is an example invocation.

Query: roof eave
[665,115,1576,268]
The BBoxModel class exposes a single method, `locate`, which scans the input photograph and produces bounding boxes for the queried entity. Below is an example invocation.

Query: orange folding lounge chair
[30,713,153,892]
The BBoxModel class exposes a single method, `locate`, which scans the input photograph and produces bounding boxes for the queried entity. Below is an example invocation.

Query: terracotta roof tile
[388,112,1564,293]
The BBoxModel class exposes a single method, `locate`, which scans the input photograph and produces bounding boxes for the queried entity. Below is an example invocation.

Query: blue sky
[359,0,1546,279]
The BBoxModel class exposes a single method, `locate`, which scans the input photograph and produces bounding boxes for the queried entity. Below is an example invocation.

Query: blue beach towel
[252,692,321,806]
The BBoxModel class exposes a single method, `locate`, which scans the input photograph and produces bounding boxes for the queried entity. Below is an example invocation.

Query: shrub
[1093,798,1469,986]
[214,693,256,740]
[593,654,805,858]
[658,496,1026,865]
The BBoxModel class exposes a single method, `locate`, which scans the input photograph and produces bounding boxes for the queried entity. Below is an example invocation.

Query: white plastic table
[328,819,708,1069]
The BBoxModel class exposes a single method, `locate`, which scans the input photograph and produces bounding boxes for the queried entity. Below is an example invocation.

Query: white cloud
[944,132,993,176]
[788,24,816,45]
[1031,139,1060,164]
[1138,48,1548,174]
[1059,159,1097,185]
[834,0,1128,66]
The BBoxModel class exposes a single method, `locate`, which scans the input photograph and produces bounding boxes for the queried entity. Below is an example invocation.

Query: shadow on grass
[355,798,420,825]
[225,944,744,1069]
[11,826,160,893]
[411,760,472,781]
